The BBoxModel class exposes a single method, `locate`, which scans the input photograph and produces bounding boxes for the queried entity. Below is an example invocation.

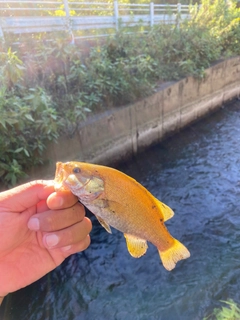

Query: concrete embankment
[29,56,240,179]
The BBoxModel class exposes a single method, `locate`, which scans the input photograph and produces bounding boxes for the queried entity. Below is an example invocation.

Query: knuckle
[78,235,91,252]
[43,215,57,231]
[83,235,91,250]
[72,203,85,221]
[65,228,75,244]
[84,217,92,233]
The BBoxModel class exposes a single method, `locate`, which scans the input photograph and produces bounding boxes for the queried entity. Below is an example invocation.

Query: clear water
[2,99,240,320]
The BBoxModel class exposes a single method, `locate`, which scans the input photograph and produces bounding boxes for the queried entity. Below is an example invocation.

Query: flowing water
[2,98,240,320]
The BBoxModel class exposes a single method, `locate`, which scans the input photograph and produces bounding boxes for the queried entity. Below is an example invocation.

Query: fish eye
[73,167,81,174]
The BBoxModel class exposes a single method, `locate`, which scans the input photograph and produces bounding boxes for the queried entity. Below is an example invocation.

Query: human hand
[0,180,92,298]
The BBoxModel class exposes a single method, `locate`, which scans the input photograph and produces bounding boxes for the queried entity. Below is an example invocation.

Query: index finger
[0,180,54,213]
[47,190,79,210]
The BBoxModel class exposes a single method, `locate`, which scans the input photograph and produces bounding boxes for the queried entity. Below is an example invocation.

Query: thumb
[0,180,55,213]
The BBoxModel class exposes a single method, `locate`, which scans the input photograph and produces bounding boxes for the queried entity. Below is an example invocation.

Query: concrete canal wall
[30,56,240,179]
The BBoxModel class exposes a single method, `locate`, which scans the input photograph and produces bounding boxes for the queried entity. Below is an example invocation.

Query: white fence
[0,1,192,40]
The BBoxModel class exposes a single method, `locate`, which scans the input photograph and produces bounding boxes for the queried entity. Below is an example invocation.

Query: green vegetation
[203,299,240,320]
[1,0,240,188]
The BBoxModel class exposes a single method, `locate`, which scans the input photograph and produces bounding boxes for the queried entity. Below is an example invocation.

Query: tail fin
[159,238,190,271]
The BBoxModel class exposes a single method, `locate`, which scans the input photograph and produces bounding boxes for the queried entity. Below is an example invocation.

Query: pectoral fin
[155,198,174,221]
[95,215,112,234]
[124,234,148,258]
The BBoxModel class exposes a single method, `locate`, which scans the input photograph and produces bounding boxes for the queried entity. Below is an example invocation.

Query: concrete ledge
[29,56,240,179]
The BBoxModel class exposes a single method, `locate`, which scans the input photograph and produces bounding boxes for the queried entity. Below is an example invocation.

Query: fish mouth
[54,162,89,192]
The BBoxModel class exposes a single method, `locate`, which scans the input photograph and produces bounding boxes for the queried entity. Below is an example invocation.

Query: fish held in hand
[54,161,190,271]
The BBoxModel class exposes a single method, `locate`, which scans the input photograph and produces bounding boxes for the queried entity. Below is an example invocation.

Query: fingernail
[56,196,64,207]
[45,234,59,247]
[28,218,40,231]
[61,245,72,252]
[51,196,63,209]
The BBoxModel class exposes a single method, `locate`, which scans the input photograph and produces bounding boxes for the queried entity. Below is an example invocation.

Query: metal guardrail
[0,1,191,41]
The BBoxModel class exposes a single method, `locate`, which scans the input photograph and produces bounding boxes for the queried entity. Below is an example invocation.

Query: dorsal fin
[155,198,174,221]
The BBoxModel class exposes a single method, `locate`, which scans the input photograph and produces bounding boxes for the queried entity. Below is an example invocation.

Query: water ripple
[2,99,240,320]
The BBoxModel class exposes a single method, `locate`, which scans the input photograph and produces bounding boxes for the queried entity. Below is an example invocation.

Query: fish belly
[83,197,173,250]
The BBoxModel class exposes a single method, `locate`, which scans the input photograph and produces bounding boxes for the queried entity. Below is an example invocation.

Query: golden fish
[54,161,190,271]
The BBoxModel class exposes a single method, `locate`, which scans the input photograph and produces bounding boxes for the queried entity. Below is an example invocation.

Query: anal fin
[95,215,112,234]
[124,234,148,258]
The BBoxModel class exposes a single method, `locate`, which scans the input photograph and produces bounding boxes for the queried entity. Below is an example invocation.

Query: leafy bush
[1,0,240,188]
[0,86,60,186]
[189,0,240,56]
[203,299,240,320]
[0,47,24,88]
[219,17,240,56]
[84,46,157,106]
[145,24,220,79]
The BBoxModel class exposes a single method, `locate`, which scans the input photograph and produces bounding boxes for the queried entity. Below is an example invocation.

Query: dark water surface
[2,99,240,320]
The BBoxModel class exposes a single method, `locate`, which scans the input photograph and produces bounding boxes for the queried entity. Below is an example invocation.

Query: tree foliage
[0,0,240,188]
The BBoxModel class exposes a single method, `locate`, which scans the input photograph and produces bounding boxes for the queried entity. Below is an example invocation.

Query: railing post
[114,1,119,32]
[63,0,74,43]
[0,23,4,42]
[177,3,181,28]
[63,0,70,18]
[150,2,154,27]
